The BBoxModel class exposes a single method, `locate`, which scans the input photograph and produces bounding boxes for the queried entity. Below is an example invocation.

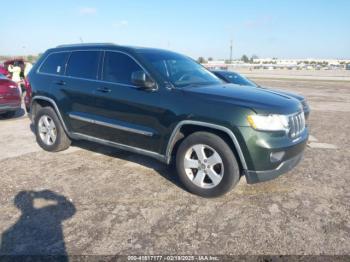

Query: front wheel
[176,132,240,198]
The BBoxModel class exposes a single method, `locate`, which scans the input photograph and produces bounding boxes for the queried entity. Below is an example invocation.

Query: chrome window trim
[36,72,141,89]
[37,50,71,75]
[36,49,158,91]
[64,50,102,80]
[101,50,158,91]
[68,113,153,137]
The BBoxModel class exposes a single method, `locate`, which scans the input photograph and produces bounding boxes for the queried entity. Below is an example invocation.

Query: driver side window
[103,51,143,85]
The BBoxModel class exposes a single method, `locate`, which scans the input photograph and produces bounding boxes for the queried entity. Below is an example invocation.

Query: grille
[289,112,305,138]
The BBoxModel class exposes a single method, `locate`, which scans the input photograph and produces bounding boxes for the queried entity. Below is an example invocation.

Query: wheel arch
[31,96,69,133]
[165,121,248,171]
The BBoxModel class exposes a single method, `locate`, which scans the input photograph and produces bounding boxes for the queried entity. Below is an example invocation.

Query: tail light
[24,78,32,109]
[24,78,32,94]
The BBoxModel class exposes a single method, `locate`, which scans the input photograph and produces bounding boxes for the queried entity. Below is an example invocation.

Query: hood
[182,83,302,115]
[261,87,309,114]
[266,88,304,102]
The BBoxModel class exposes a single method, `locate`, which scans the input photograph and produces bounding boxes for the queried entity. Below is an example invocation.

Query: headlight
[247,114,289,132]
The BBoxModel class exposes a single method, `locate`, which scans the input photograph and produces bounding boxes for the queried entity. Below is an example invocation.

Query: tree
[197,57,207,64]
[250,54,259,63]
[241,55,249,63]
[27,55,35,63]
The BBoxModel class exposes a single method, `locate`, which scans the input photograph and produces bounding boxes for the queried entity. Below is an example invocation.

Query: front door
[90,51,167,153]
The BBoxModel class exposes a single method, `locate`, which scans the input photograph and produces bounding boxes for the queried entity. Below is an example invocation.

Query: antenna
[230,39,233,63]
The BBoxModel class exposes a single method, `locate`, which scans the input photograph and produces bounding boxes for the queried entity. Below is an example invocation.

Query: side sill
[70,132,167,163]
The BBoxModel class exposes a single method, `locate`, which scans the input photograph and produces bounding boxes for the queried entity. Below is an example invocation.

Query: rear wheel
[176,132,240,197]
[34,107,71,152]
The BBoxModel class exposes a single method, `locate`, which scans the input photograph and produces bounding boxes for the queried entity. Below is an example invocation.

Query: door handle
[97,87,111,93]
[54,80,66,86]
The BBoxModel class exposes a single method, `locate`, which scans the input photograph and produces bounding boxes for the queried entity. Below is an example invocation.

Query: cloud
[79,7,97,15]
[112,20,129,28]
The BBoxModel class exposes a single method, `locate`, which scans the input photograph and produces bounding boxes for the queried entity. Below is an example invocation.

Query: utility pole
[229,39,233,63]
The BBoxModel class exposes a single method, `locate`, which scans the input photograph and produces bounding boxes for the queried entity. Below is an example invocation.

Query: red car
[0,65,9,77]
[0,74,21,118]
[4,59,25,77]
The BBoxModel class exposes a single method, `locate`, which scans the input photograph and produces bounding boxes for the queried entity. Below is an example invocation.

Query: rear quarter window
[39,52,69,75]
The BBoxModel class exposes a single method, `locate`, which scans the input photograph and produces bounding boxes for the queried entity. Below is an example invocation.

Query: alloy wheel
[184,144,224,189]
[38,115,57,146]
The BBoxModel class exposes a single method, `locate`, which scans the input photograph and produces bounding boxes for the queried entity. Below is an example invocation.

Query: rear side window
[66,51,100,79]
[39,52,68,75]
[103,52,142,85]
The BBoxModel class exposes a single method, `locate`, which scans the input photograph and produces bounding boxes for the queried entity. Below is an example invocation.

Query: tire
[34,107,71,152]
[176,131,240,198]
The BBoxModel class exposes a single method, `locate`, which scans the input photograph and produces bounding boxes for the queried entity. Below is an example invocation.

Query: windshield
[221,72,258,87]
[0,74,7,80]
[139,51,222,88]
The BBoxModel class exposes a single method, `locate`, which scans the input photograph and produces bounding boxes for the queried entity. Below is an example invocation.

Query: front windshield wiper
[182,83,203,88]
[178,82,216,88]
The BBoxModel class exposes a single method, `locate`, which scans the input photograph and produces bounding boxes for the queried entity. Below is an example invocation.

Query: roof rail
[56,43,116,48]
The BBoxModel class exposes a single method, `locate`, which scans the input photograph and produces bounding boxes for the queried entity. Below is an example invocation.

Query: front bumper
[236,125,308,184]
[245,152,304,184]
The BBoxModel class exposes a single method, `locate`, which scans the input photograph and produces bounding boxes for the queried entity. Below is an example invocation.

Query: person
[24,62,33,77]
[8,62,22,95]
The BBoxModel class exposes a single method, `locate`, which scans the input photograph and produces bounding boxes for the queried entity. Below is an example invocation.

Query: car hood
[182,83,302,115]
[264,88,304,101]
[258,86,309,114]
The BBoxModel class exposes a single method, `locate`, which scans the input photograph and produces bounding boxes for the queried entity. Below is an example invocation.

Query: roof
[53,43,177,55]
[56,43,116,48]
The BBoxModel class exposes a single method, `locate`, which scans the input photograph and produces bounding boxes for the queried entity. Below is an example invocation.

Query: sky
[1,0,349,59]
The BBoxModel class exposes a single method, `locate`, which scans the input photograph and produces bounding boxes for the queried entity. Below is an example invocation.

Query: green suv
[27,43,309,197]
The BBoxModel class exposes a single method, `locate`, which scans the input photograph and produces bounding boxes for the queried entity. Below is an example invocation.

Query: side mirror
[131,70,156,90]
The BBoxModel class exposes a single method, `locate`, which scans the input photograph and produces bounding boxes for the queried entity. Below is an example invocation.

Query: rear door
[60,50,102,135]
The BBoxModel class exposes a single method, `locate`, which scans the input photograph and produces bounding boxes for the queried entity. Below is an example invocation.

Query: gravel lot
[0,77,349,256]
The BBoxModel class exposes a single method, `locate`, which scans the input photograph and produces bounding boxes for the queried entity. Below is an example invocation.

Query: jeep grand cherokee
[27,43,309,197]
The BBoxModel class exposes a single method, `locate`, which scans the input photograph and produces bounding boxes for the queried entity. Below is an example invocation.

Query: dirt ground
[0,77,349,256]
